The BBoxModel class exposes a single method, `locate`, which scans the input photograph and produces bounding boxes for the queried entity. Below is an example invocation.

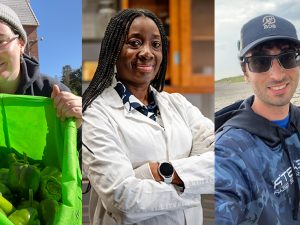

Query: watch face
[160,162,174,177]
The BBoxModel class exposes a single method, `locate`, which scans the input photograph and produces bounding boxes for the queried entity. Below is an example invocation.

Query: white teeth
[271,84,286,90]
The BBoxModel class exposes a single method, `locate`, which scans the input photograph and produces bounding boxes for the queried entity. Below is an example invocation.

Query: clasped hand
[51,84,82,128]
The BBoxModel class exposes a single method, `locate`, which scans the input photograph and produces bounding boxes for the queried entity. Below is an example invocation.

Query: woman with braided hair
[82,8,214,225]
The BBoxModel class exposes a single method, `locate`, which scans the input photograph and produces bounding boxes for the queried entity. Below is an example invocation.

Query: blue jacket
[215,96,300,225]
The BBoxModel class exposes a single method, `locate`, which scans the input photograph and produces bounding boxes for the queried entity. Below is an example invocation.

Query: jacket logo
[263,16,276,29]
[273,159,300,196]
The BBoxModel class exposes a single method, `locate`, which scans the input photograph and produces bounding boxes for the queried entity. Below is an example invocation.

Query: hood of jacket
[15,54,42,95]
[14,54,69,97]
[215,95,300,147]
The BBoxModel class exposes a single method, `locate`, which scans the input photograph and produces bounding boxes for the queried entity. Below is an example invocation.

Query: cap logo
[262,16,276,29]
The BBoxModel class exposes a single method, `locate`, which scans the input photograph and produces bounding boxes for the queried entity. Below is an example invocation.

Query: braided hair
[83,8,168,111]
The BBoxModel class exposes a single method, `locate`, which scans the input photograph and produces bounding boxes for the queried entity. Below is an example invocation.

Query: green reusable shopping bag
[0,94,82,225]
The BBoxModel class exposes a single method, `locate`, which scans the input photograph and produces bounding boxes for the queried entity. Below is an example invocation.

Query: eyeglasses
[0,35,19,49]
[242,51,300,73]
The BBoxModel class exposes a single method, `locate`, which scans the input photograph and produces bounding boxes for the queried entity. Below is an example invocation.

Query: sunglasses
[242,51,300,73]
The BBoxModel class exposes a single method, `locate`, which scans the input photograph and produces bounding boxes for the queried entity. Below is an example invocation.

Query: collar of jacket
[101,77,169,112]
[218,95,300,147]
[16,54,42,94]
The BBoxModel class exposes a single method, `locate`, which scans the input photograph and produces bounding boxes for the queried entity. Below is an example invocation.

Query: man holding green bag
[0,3,82,126]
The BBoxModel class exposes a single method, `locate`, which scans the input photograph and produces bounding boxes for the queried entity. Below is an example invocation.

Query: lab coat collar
[101,77,124,109]
[101,79,172,129]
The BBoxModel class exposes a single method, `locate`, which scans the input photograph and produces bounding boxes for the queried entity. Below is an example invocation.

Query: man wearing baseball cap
[0,3,82,126]
[215,14,300,224]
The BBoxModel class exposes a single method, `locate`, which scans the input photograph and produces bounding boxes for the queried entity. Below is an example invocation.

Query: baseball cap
[238,14,300,58]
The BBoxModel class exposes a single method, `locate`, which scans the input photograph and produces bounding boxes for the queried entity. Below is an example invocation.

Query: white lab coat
[82,81,214,225]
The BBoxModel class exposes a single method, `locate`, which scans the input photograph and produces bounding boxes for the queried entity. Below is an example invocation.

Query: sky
[30,0,82,79]
[215,0,300,80]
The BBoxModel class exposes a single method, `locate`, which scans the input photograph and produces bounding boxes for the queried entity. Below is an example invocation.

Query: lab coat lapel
[155,92,174,160]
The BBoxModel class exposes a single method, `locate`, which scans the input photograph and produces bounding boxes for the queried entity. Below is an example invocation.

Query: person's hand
[149,162,162,182]
[51,85,82,128]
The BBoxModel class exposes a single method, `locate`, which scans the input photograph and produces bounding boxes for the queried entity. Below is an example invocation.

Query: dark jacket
[215,96,300,225]
[15,54,69,96]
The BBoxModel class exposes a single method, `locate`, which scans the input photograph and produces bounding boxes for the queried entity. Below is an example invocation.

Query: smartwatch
[158,162,174,184]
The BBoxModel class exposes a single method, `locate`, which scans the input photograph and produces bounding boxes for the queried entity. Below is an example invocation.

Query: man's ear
[240,62,246,72]
[240,62,250,82]
[244,72,249,82]
[18,38,26,54]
